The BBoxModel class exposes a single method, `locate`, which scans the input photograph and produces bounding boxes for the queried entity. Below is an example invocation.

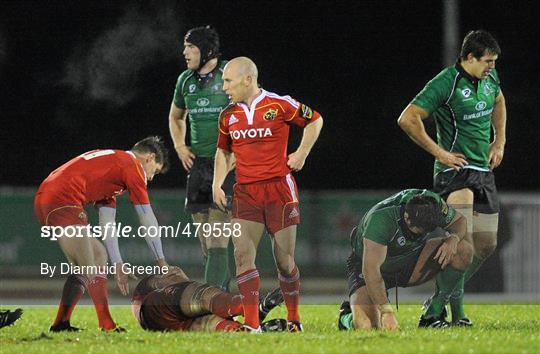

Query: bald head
[222,56,260,104]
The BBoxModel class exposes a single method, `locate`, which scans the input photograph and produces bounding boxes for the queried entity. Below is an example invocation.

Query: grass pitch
[1,304,539,353]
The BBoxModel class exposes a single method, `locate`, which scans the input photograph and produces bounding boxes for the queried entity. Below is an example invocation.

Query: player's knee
[93,243,108,265]
[276,257,295,275]
[233,247,254,269]
[474,233,497,259]
[453,240,474,270]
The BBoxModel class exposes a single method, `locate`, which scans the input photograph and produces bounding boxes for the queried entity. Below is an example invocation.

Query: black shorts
[185,157,235,214]
[433,168,499,214]
[346,251,419,297]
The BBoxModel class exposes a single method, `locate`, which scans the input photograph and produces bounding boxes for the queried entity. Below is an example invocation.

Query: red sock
[52,275,87,326]
[279,266,300,322]
[237,269,260,329]
[87,275,116,330]
[215,319,242,332]
[210,293,243,318]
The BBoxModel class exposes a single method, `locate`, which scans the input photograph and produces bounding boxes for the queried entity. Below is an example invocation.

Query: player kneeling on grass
[34,137,171,332]
[131,267,285,332]
[338,189,473,330]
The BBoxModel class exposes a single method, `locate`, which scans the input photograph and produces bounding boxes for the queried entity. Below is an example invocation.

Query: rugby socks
[209,292,243,318]
[279,266,301,322]
[237,269,260,329]
[52,275,87,326]
[449,256,484,321]
[205,247,230,291]
[87,274,116,330]
[215,319,243,332]
[339,313,354,330]
[425,267,464,318]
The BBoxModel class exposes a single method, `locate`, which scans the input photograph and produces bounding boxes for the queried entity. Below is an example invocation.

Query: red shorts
[34,192,88,226]
[232,174,300,234]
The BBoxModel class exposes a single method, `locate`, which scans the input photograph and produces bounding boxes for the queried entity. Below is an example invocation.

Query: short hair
[459,30,501,60]
[132,136,169,173]
[404,195,443,232]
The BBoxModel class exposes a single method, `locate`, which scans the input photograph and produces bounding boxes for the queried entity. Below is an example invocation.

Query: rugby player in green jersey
[338,190,473,330]
[169,26,234,290]
[398,30,506,326]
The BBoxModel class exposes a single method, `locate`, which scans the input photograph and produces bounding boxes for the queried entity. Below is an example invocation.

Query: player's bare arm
[435,211,467,269]
[489,90,507,170]
[398,104,467,170]
[168,102,195,170]
[287,117,323,171]
[362,238,399,330]
[213,148,233,211]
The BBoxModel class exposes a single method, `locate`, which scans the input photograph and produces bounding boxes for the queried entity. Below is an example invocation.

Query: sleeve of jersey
[124,163,150,205]
[284,98,321,128]
[490,68,501,97]
[172,72,188,109]
[410,70,453,115]
[217,111,232,151]
[361,212,393,246]
[94,197,117,209]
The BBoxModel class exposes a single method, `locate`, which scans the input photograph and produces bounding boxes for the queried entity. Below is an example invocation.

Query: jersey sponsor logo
[463,107,493,120]
[228,114,239,126]
[189,84,196,93]
[196,97,210,107]
[475,101,487,111]
[461,88,471,98]
[300,104,313,119]
[397,236,406,246]
[263,108,278,121]
[230,128,273,140]
[188,106,224,114]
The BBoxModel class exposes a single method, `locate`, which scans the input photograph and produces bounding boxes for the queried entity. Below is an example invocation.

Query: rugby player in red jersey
[34,136,171,332]
[213,57,323,332]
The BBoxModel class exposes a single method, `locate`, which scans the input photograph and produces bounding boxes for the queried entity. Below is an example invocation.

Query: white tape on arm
[134,204,165,261]
[99,206,122,264]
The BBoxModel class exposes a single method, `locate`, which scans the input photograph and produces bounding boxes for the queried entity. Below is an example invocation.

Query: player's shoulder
[488,68,500,84]
[218,103,240,123]
[428,66,459,87]
[176,69,196,90]
[263,89,300,108]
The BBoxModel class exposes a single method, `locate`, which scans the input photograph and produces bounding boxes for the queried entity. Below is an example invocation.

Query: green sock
[425,267,464,318]
[340,313,354,330]
[449,256,484,321]
[205,247,230,290]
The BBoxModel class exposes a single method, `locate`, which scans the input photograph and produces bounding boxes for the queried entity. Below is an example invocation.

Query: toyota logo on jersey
[230,128,273,140]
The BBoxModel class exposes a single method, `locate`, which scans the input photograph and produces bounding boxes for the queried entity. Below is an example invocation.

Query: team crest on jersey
[78,211,87,221]
[483,83,494,95]
[189,84,196,93]
[300,104,313,119]
[475,101,487,111]
[461,88,471,98]
[228,114,239,126]
[397,236,406,246]
[263,108,278,121]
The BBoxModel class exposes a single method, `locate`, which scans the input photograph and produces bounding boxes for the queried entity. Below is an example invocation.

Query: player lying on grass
[131,267,285,332]
[34,137,171,332]
[338,189,473,330]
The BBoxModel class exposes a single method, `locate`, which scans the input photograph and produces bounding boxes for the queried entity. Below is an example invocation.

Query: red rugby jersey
[217,89,321,184]
[36,149,149,207]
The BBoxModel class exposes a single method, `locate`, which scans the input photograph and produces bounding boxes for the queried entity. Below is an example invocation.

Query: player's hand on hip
[114,263,131,296]
[175,145,195,171]
[434,236,458,268]
[488,142,505,170]
[213,187,227,213]
[436,150,468,171]
[381,312,399,330]
[287,150,308,171]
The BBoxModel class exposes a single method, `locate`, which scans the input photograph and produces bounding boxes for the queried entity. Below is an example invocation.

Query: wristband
[378,304,394,314]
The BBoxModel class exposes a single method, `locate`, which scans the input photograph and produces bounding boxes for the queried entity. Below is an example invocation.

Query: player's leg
[192,212,209,261]
[446,188,474,323]
[205,207,231,290]
[418,236,473,325]
[179,281,243,319]
[349,286,380,330]
[232,218,265,330]
[271,225,302,329]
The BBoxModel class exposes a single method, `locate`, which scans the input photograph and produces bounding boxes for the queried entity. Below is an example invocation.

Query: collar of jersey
[454,61,478,85]
[126,150,148,185]
[237,89,267,125]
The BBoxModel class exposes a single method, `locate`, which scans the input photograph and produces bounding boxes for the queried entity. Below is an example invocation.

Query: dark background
[1,0,538,190]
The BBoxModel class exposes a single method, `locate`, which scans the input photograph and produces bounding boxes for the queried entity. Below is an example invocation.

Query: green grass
[1,304,539,353]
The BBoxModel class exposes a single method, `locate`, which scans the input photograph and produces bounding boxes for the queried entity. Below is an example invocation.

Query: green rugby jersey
[351,189,456,273]
[411,63,501,175]
[173,60,230,158]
